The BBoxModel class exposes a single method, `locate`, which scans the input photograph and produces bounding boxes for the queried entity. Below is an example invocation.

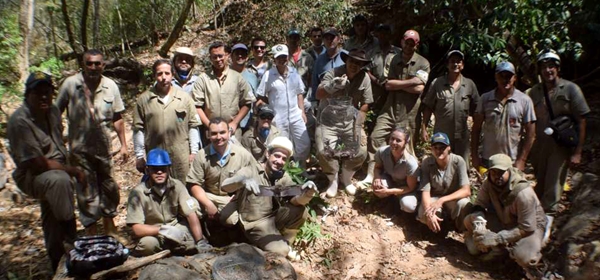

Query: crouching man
[463,153,547,273]
[219,137,316,259]
[126,148,211,256]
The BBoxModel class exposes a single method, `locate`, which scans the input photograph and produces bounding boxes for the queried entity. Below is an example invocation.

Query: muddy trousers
[71,152,120,227]
[133,223,194,256]
[464,213,544,268]
[27,170,77,271]
[240,204,308,256]
[367,112,416,164]
[315,124,367,176]
[417,197,471,232]
[530,139,570,214]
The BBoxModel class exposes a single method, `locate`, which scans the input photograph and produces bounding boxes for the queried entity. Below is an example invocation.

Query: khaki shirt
[344,35,379,56]
[475,169,546,232]
[56,73,125,155]
[240,124,281,163]
[126,178,195,226]
[192,68,253,122]
[318,66,373,111]
[133,86,200,150]
[186,143,257,196]
[289,49,314,90]
[423,75,480,140]
[420,153,469,197]
[476,89,536,161]
[383,52,430,121]
[527,79,590,141]
[233,163,295,223]
[374,145,419,186]
[7,104,68,194]
[369,45,401,80]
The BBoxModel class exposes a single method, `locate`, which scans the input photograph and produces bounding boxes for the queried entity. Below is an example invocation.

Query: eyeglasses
[253,45,266,50]
[85,61,102,66]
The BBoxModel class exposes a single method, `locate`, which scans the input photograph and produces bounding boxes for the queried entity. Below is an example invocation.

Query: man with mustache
[471,61,536,171]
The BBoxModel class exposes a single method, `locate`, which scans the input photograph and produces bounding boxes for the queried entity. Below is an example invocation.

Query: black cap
[258,106,275,118]
[25,71,53,91]
[353,14,368,24]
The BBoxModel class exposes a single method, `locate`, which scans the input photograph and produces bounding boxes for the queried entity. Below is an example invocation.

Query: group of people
[7,14,589,277]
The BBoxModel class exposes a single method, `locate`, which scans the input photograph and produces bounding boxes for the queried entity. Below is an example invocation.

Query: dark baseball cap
[25,71,53,91]
[431,132,450,146]
[258,106,275,118]
[323,28,340,37]
[287,29,301,37]
[231,43,248,52]
[447,50,464,60]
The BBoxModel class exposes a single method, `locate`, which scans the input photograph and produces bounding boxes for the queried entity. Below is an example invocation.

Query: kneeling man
[126,148,211,256]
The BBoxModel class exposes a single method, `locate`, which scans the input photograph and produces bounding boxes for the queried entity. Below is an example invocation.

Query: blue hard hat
[146,148,172,166]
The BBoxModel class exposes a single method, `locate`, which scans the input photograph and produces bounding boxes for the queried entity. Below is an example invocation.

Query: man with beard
[471,62,536,171]
[171,47,198,93]
[8,72,84,271]
[527,50,590,214]
[126,148,211,256]
[315,49,372,197]
[186,118,257,222]
[56,49,127,237]
[219,137,316,259]
[463,153,547,275]
[241,106,281,162]
[421,50,480,169]
[361,30,429,188]
[192,42,253,140]
[418,132,471,233]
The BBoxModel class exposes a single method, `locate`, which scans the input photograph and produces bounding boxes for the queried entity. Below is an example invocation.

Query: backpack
[66,235,129,277]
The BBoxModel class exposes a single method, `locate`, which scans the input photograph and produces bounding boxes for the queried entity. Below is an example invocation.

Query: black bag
[66,235,129,277]
[543,85,579,148]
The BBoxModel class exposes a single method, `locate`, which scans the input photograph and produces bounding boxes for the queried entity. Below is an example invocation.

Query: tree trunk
[18,0,35,83]
[48,4,59,58]
[92,0,100,48]
[81,0,90,51]
[60,0,77,53]
[158,0,194,57]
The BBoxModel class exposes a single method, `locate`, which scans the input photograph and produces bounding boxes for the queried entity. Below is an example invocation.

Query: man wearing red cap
[360,29,430,187]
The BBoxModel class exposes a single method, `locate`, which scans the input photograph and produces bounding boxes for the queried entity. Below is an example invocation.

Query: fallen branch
[90,249,171,280]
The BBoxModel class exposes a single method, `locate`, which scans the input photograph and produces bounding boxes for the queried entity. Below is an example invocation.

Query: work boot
[324,174,338,198]
[340,167,357,195]
[356,161,374,189]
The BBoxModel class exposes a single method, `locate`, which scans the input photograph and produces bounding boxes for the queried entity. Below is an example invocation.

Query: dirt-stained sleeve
[126,185,146,225]
[175,180,195,217]
[514,186,538,233]
[133,94,146,132]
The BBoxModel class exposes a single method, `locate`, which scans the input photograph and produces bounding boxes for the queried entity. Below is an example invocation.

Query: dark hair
[309,27,323,34]
[353,14,368,24]
[209,117,229,129]
[83,49,103,58]
[152,59,173,75]
[209,41,230,53]
[389,126,411,143]
[250,37,266,47]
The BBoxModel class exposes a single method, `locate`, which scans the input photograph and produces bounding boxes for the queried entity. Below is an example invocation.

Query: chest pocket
[553,94,572,116]
[96,94,115,122]
[175,109,188,124]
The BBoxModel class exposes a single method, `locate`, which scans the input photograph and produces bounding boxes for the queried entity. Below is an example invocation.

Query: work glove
[221,175,259,194]
[324,75,349,93]
[195,239,213,253]
[291,181,318,205]
[244,177,261,195]
[159,225,186,243]
[497,228,522,245]
[473,230,501,249]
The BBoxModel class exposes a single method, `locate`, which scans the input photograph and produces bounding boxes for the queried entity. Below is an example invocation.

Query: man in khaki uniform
[343,15,379,56]
[362,30,430,187]
[8,72,84,271]
[422,50,479,169]
[241,106,281,162]
[527,50,590,214]
[315,49,373,197]
[418,133,471,233]
[367,24,401,114]
[192,42,253,140]
[471,62,536,171]
[463,153,547,275]
[186,118,257,221]
[134,59,201,183]
[127,149,210,256]
[56,49,127,236]
[220,137,315,259]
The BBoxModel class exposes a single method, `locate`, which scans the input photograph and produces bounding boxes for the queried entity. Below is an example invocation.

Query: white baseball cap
[271,44,289,58]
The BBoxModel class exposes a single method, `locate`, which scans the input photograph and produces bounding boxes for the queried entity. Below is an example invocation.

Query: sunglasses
[259,115,274,120]
[210,54,226,60]
[85,61,102,66]
[253,45,266,50]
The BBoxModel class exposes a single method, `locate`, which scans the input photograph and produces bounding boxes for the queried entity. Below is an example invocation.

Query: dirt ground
[0,108,528,280]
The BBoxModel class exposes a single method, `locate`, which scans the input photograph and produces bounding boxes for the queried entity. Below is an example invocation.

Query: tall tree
[158,0,194,57]
[60,0,77,53]
[81,0,90,51]
[92,0,100,48]
[18,0,35,83]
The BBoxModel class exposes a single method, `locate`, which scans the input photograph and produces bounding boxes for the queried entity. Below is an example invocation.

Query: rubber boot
[324,174,338,198]
[356,161,374,189]
[340,167,357,195]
